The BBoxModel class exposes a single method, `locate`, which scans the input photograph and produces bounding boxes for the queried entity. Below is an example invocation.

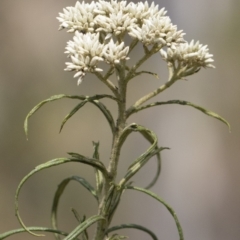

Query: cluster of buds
[58,0,214,85]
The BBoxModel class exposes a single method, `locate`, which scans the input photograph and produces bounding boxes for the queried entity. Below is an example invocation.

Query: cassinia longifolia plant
[0,1,230,240]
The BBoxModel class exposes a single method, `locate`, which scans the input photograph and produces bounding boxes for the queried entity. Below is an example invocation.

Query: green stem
[94,72,120,98]
[93,63,127,240]
[126,44,161,82]
[126,74,178,118]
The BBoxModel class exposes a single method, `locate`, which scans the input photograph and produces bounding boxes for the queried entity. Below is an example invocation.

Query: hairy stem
[93,63,127,240]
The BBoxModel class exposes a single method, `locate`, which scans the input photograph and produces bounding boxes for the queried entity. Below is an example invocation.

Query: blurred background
[0,0,239,239]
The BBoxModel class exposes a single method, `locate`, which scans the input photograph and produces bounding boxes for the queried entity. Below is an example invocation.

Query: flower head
[103,40,129,64]
[65,32,104,84]
[57,1,97,33]
[128,15,185,47]
[160,40,215,77]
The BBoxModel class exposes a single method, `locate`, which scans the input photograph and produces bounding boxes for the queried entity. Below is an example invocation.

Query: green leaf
[60,101,87,132]
[24,94,117,138]
[0,227,69,240]
[92,142,104,197]
[91,100,115,134]
[70,213,89,240]
[144,151,161,189]
[15,156,107,237]
[24,94,86,138]
[107,224,158,240]
[125,186,184,240]
[107,234,128,240]
[51,176,98,239]
[63,215,105,240]
[129,100,230,131]
[72,208,82,223]
[67,152,108,178]
[59,97,116,134]
[118,123,168,187]
[80,215,89,240]
[137,129,163,189]
[102,184,123,222]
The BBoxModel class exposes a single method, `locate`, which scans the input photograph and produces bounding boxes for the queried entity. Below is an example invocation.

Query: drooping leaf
[91,100,115,133]
[24,94,117,138]
[107,224,158,240]
[125,185,184,240]
[24,94,86,138]
[15,156,107,237]
[144,150,161,189]
[0,227,70,240]
[118,123,168,187]
[63,215,105,240]
[136,128,163,189]
[107,234,128,240]
[60,101,87,132]
[51,176,98,239]
[67,152,108,178]
[128,100,230,131]
[59,97,116,133]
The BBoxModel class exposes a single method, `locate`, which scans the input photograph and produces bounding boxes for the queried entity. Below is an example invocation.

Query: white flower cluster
[58,0,214,84]
[58,0,184,45]
[65,31,129,84]
[160,40,215,76]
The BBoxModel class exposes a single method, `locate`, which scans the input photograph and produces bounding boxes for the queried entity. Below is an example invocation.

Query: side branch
[126,75,178,117]
[94,72,119,98]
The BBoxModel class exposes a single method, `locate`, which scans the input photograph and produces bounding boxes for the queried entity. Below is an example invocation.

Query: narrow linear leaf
[102,184,123,222]
[138,130,162,189]
[51,176,98,239]
[130,100,230,131]
[107,234,128,240]
[107,224,158,240]
[24,94,87,138]
[67,152,108,178]
[60,101,87,132]
[135,70,159,79]
[15,156,107,237]
[125,186,184,240]
[144,150,161,189]
[80,215,89,240]
[72,209,82,223]
[60,96,116,133]
[91,100,115,134]
[120,147,168,187]
[118,124,168,187]
[24,94,117,138]
[70,213,89,240]
[0,227,69,240]
[63,215,105,240]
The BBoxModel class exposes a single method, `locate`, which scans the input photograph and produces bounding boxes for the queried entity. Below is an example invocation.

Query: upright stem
[93,63,127,240]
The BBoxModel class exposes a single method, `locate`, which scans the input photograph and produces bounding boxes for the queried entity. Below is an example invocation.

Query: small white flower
[103,39,130,64]
[65,32,104,84]
[94,10,135,36]
[160,40,215,76]
[126,1,166,21]
[128,15,185,47]
[57,1,97,33]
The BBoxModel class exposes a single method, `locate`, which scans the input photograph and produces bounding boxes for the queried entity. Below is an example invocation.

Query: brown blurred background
[0,0,239,239]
